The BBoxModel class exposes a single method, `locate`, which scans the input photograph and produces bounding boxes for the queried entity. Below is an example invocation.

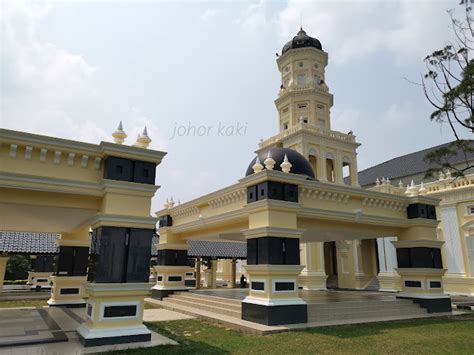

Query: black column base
[151,288,188,300]
[397,296,452,313]
[79,333,151,347]
[185,280,196,287]
[49,303,87,308]
[242,302,307,325]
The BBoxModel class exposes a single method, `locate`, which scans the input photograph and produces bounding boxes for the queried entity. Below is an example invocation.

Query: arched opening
[326,153,335,183]
[342,156,351,185]
[308,148,318,178]
[324,241,338,289]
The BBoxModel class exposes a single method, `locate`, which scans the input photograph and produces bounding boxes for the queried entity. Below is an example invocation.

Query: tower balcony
[258,122,358,150]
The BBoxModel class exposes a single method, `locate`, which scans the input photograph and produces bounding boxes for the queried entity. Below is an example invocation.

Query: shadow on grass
[297,313,474,339]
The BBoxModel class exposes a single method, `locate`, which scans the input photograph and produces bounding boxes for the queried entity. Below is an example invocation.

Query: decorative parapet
[258,122,357,150]
[300,187,350,204]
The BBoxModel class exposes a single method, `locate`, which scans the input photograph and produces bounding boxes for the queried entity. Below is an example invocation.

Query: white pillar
[299,242,328,290]
[377,237,401,292]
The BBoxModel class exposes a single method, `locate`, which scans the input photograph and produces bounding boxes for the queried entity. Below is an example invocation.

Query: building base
[242,301,307,325]
[47,299,86,307]
[377,272,402,292]
[151,287,188,300]
[397,295,452,313]
[77,324,151,347]
[298,272,327,291]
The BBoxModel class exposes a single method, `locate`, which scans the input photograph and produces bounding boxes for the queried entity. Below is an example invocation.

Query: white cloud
[331,108,360,133]
[236,0,267,32]
[201,8,223,22]
[0,1,108,142]
[277,0,454,65]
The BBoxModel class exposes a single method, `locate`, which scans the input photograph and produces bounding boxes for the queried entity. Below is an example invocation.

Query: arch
[342,156,351,185]
[325,152,335,183]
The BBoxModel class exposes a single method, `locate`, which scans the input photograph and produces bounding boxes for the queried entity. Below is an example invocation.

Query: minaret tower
[259,27,360,186]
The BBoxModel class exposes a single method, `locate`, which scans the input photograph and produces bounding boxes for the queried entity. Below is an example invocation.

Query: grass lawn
[105,314,474,354]
[0,299,48,308]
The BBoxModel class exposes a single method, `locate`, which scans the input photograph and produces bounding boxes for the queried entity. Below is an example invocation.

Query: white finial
[252,155,264,173]
[399,180,403,188]
[439,171,445,181]
[177,200,181,205]
[405,184,411,195]
[419,181,427,194]
[135,126,152,149]
[264,151,276,170]
[410,179,415,187]
[169,196,175,208]
[280,154,292,173]
[112,121,127,144]
[164,198,170,209]
[446,169,452,179]
[386,177,390,184]
[376,177,380,186]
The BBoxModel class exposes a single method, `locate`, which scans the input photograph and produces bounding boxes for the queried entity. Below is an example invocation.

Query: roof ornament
[164,198,170,209]
[404,184,411,195]
[386,177,391,184]
[439,170,445,181]
[419,181,427,194]
[446,169,452,179]
[381,176,386,184]
[398,180,403,188]
[252,155,264,173]
[169,197,175,208]
[280,154,292,173]
[264,151,276,170]
[112,121,127,144]
[134,126,152,149]
[375,177,380,186]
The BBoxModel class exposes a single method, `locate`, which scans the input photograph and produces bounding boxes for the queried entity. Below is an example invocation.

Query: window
[297,103,307,109]
[317,104,324,109]
[468,206,474,215]
[314,63,319,69]
[303,118,308,123]
[297,74,306,85]
[314,75,321,84]
[283,122,289,130]
[298,61,304,68]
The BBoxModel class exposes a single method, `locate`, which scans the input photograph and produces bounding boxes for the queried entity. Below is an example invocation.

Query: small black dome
[246,147,316,179]
[282,28,322,55]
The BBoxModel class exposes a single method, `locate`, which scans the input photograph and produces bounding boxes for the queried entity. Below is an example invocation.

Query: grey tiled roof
[187,240,247,259]
[357,140,474,187]
[0,232,58,254]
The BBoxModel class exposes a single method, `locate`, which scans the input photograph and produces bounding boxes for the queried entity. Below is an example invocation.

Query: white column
[377,237,401,292]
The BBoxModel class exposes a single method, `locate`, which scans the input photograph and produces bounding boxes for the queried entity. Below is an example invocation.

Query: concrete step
[308,304,424,316]
[161,297,241,319]
[309,308,428,323]
[308,299,411,309]
[182,292,243,306]
[308,301,420,313]
[170,293,242,311]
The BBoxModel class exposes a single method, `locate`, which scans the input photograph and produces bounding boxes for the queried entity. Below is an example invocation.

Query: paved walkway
[144,308,195,322]
[0,306,177,353]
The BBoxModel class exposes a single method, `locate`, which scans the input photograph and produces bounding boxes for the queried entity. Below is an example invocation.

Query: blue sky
[1,0,469,214]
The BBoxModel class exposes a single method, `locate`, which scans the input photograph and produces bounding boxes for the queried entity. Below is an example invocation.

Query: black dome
[246,147,316,179]
[282,28,322,55]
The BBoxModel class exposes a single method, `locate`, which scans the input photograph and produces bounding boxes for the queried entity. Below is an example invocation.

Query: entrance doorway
[324,241,338,289]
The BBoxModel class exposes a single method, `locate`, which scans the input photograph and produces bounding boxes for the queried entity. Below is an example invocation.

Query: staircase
[153,292,242,319]
[307,298,429,324]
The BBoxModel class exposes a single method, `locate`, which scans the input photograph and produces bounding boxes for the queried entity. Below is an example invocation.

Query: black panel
[56,247,74,276]
[398,296,452,313]
[405,280,422,288]
[103,305,137,318]
[284,238,300,265]
[242,303,308,325]
[247,238,257,265]
[275,282,295,291]
[168,276,182,282]
[251,281,265,291]
[133,161,156,185]
[257,181,283,201]
[396,247,443,269]
[80,333,151,348]
[90,227,127,283]
[159,215,173,227]
[72,247,90,276]
[104,157,133,182]
[34,256,55,272]
[126,229,153,282]
[36,279,48,282]
[283,184,298,202]
[432,248,443,268]
[410,248,434,268]
[247,185,257,203]
[247,237,300,265]
[430,281,442,288]
[157,276,163,281]
[156,249,188,266]
[60,288,80,295]
[407,204,437,220]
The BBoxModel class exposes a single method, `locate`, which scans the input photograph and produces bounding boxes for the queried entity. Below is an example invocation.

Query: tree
[422,0,474,179]
[5,255,31,280]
